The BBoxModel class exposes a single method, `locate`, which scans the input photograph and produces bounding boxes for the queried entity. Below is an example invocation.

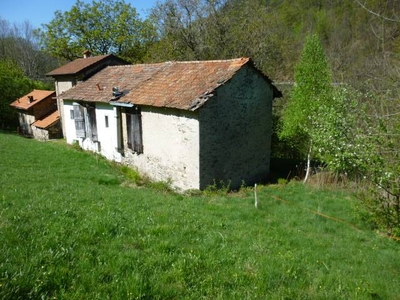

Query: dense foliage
[0,60,48,129]
[35,0,156,61]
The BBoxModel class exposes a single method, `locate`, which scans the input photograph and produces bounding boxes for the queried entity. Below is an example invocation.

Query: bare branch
[354,0,399,23]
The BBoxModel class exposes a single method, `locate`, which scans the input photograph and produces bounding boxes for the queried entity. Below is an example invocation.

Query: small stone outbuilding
[10,89,62,140]
[57,57,282,190]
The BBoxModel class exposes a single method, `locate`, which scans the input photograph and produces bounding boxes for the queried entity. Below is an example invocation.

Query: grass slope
[0,133,399,299]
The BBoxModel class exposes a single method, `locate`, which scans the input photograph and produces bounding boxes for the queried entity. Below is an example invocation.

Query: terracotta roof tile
[46,54,126,76]
[32,111,60,129]
[10,90,56,110]
[59,58,281,111]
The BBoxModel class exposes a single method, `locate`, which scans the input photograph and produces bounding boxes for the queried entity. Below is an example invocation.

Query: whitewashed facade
[63,101,122,161]
[63,101,200,189]
[121,107,200,190]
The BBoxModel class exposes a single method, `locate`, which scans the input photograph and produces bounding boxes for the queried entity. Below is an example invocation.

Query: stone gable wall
[198,65,274,189]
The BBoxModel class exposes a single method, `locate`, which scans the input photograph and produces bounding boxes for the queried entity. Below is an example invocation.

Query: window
[105,115,109,128]
[70,109,74,120]
[73,102,98,141]
[126,107,143,154]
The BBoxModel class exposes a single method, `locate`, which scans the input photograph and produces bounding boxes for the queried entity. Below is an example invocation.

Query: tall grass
[0,132,399,299]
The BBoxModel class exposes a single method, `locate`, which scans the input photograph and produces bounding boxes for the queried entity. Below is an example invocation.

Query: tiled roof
[32,111,60,129]
[59,58,281,111]
[59,62,164,103]
[46,54,125,76]
[10,90,56,110]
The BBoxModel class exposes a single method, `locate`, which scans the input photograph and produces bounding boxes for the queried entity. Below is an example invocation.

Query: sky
[0,0,158,29]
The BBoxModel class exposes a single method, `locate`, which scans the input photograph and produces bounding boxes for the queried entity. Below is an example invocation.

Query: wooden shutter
[73,103,85,138]
[86,105,98,142]
[126,108,143,153]
[126,113,133,149]
[132,112,143,153]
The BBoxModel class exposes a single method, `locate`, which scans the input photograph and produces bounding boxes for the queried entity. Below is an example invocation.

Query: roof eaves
[33,119,58,129]
[187,68,244,111]
[188,92,214,111]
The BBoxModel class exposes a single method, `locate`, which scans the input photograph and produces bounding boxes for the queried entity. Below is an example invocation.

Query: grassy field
[0,132,399,299]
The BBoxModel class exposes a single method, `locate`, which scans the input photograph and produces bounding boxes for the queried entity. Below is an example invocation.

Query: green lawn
[0,132,399,299]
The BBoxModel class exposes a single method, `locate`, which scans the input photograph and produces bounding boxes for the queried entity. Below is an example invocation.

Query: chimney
[28,95,34,103]
[83,50,91,58]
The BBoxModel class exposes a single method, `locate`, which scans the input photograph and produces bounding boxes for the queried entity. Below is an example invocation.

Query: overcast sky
[1,0,157,29]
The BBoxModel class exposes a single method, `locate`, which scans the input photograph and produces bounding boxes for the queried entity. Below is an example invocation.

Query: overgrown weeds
[307,169,355,189]
[112,163,175,193]
[203,179,231,196]
[357,182,400,238]
[305,168,400,238]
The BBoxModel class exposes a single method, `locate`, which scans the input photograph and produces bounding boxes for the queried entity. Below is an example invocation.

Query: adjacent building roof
[46,54,128,77]
[59,57,282,111]
[10,90,56,110]
[32,111,60,129]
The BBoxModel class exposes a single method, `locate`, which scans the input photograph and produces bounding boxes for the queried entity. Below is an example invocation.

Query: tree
[0,18,58,80]
[350,0,400,235]
[0,60,47,129]
[279,34,334,182]
[147,0,294,78]
[148,0,229,61]
[36,0,156,62]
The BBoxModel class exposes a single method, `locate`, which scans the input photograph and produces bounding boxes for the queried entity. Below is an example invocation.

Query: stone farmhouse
[49,56,281,190]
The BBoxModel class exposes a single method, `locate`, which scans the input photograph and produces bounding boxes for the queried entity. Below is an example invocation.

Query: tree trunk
[304,143,312,183]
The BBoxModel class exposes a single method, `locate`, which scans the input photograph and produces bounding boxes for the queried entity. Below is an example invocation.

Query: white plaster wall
[63,101,122,162]
[95,103,122,162]
[56,80,74,96]
[56,80,75,137]
[63,101,78,144]
[122,107,200,191]
[64,100,200,190]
